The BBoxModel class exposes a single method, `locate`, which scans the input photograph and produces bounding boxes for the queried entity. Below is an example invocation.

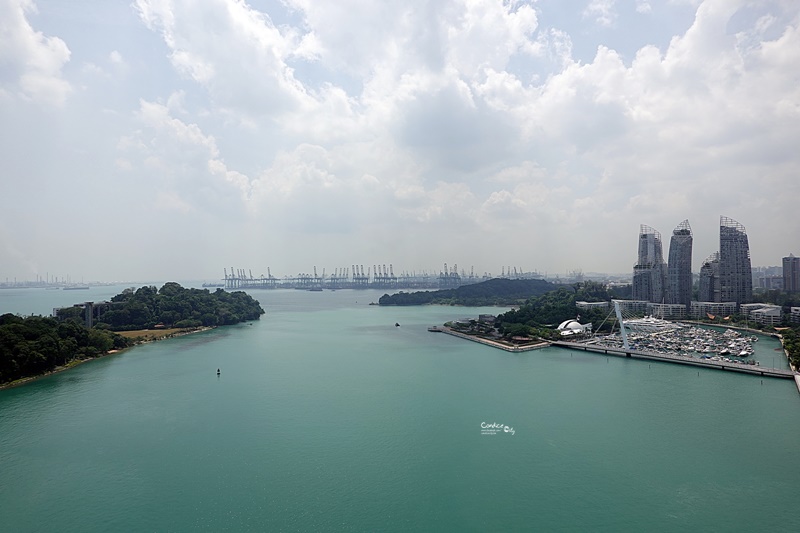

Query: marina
[433,312,798,382]
[593,323,762,363]
[551,340,795,379]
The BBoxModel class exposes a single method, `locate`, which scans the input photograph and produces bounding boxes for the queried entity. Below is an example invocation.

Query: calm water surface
[1,289,800,531]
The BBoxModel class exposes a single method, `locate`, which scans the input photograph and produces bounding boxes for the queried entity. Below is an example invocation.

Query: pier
[551,340,796,379]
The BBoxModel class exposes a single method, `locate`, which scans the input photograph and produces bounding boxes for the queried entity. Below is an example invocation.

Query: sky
[1,0,798,282]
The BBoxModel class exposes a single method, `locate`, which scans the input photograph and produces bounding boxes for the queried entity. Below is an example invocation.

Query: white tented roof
[557,320,583,331]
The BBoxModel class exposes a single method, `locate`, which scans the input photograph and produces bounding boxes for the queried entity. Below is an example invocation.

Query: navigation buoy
[395,323,400,327]
[217,368,220,375]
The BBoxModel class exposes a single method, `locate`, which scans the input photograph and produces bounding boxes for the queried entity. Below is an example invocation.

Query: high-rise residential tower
[667,220,693,310]
[719,216,752,305]
[784,254,800,292]
[698,252,720,302]
[632,225,666,303]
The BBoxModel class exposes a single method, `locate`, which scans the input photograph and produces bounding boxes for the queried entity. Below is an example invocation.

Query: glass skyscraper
[698,252,719,303]
[783,254,800,292]
[719,216,752,305]
[632,225,666,303]
[667,220,693,309]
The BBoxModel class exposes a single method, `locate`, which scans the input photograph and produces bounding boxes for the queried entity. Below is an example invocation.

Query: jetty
[551,340,795,379]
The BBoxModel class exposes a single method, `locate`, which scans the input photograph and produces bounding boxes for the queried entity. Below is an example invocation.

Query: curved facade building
[698,252,720,303]
[667,220,693,309]
[632,225,666,303]
[719,216,752,305]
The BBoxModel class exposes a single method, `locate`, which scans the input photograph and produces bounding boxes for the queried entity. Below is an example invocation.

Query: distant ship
[63,285,90,290]
[202,283,225,288]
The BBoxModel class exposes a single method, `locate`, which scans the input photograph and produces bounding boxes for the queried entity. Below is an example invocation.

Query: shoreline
[0,326,215,391]
[436,326,549,352]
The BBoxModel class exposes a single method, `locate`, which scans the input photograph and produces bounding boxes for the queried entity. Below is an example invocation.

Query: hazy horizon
[2,1,798,282]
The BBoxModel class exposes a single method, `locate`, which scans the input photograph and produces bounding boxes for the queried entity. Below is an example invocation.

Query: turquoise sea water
[1,288,800,531]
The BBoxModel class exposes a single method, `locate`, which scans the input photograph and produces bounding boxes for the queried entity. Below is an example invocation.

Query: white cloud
[154,189,193,213]
[120,98,253,216]
[0,0,71,105]
[134,0,800,272]
[583,0,617,27]
[134,0,313,116]
[2,0,800,279]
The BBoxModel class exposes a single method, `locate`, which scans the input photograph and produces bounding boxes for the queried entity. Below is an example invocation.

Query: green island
[0,283,264,387]
[378,278,556,306]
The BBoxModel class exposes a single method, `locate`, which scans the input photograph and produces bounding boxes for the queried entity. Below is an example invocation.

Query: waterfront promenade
[433,326,549,353]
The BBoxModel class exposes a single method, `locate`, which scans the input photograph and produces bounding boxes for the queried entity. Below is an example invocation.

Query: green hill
[378,278,556,306]
[2,283,265,386]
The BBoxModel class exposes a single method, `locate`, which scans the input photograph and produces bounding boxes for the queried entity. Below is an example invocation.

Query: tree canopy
[782,328,800,369]
[71,282,265,330]
[2,283,265,385]
[378,278,557,306]
[0,313,131,384]
[497,281,616,334]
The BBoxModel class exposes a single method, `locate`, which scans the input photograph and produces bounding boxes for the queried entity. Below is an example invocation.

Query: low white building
[613,300,649,315]
[750,305,783,326]
[739,303,768,319]
[690,301,737,319]
[575,301,609,311]
[647,303,687,320]
[557,319,592,337]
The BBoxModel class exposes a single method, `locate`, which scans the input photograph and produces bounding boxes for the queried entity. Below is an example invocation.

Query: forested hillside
[497,281,615,337]
[56,282,264,330]
[0,314,132,384]
[2,283,264,385]
[378,278,556,306]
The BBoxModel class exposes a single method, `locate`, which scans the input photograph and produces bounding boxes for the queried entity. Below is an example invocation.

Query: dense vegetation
[2,283,265,385]
[753,290,800,308]
[378,278,556,306]
[57,282,265,330]
[497,281,616,339]
[782,328,800,369]
[0,314,132,384]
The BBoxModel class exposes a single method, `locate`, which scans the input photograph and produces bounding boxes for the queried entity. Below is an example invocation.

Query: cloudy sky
[1,0,798,282]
